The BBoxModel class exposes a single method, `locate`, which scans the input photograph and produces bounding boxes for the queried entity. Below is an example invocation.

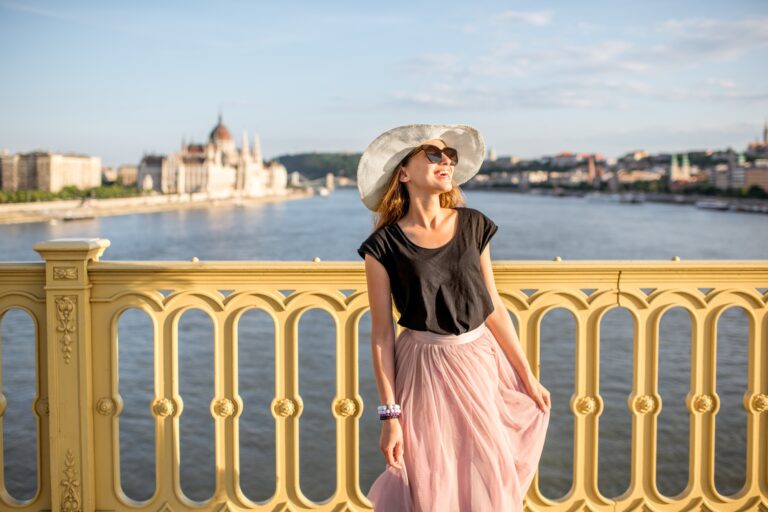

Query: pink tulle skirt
[366,322,550,512]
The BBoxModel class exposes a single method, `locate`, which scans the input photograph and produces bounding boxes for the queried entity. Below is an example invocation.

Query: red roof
[209,115,232,142]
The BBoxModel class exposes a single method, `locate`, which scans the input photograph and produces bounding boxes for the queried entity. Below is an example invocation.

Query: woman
[356,124,551,511]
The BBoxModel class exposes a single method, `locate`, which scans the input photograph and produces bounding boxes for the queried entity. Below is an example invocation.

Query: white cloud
[496,10,554,27]
[705,78,737,90]
[390,90,463,108]
[650,16,768,61]
[399,53,462,73]
[453,15,768,80]
[392,11,768,116]
[387,75,767,112]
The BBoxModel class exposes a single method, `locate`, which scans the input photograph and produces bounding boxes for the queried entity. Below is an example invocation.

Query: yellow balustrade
[0,237,765,511]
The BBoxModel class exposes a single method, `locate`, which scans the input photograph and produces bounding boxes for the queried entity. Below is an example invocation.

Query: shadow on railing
[0,238,765,511]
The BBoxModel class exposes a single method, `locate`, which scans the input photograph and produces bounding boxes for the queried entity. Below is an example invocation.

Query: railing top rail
[2,259,767,288]
[87,259,768,267]
[0,262,46,270]
[83,260,768,288]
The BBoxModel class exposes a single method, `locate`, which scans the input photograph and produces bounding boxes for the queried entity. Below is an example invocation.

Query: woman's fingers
[394,441,404,468]
[541,386,551,409]
[380,424,404,468]
[534,387,548,412]
[384,444,399,468]
[528,386,542,410]
[383,442,403,469]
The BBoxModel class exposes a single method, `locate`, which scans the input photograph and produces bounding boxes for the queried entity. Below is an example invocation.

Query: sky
[0,0,767,167]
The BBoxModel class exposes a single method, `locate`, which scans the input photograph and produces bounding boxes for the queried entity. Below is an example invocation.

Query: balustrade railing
[0,238,765,511]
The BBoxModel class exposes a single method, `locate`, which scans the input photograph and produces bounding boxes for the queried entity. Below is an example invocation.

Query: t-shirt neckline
[393,207,462,251]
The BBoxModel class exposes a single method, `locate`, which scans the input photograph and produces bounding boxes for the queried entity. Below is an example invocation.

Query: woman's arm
[363,254,397,405]
[364,253,405,467]
[479,244,537,384]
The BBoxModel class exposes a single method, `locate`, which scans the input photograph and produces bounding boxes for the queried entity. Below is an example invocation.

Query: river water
[1,188,766,503]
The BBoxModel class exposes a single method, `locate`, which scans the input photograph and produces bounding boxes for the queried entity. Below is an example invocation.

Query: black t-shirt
[357,206,498,335]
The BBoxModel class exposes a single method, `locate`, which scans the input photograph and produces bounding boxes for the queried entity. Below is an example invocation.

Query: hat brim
[357,124,485,211]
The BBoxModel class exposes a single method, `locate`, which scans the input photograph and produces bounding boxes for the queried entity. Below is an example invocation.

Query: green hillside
[274,152,361,180]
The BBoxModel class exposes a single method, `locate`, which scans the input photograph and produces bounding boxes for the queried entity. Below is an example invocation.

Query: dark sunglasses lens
[422,145,459,164]
[423,146,443,163]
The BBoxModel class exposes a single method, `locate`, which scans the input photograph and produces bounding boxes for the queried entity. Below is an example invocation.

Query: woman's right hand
[379,419,404,469]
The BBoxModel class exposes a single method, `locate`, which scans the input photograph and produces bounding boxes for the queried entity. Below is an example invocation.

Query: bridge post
[33,238,111,512]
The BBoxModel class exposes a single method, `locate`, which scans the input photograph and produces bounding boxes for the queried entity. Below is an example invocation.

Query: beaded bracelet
[378,403,401,420]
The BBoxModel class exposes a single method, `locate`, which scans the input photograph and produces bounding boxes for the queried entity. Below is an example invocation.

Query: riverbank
[462,184,768,214]
[0,188,315,225]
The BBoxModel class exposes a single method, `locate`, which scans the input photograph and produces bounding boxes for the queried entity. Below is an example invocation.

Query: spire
[253,133,262,164]
[241,130,250,155]
[763,118,767,145]
[670,154,679,179]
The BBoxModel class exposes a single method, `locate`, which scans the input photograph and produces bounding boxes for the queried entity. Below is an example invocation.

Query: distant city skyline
[1,0,766,167]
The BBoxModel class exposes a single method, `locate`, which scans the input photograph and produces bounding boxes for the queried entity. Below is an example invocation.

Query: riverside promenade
[0,188,314,225]
[0,238,765,511]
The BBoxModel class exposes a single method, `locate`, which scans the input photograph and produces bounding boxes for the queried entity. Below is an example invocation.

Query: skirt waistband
[405,323,488,345]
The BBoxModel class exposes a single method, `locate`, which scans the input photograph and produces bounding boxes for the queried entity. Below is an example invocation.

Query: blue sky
[1,0,766,166]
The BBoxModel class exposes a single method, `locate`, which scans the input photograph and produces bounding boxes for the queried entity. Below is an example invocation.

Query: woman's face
[398,138,455,197]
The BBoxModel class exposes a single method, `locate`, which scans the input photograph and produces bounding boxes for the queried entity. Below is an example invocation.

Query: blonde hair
[370,160,466,231]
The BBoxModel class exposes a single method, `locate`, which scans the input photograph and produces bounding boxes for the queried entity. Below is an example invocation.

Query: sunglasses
[408,144,459,165]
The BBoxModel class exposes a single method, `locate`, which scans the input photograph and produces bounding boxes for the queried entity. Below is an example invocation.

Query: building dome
[209,115,232,142]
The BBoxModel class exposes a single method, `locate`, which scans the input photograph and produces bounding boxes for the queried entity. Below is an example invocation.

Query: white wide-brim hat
[357,124,485,211]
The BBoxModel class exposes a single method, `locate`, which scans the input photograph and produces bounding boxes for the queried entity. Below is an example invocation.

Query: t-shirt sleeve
[477,210,498,252]
[357,231,388,267]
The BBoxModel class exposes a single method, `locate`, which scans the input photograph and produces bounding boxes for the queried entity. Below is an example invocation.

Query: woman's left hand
[522,375,551,412]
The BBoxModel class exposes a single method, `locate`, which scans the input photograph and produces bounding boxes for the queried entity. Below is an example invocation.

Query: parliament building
[137,116,288,198]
